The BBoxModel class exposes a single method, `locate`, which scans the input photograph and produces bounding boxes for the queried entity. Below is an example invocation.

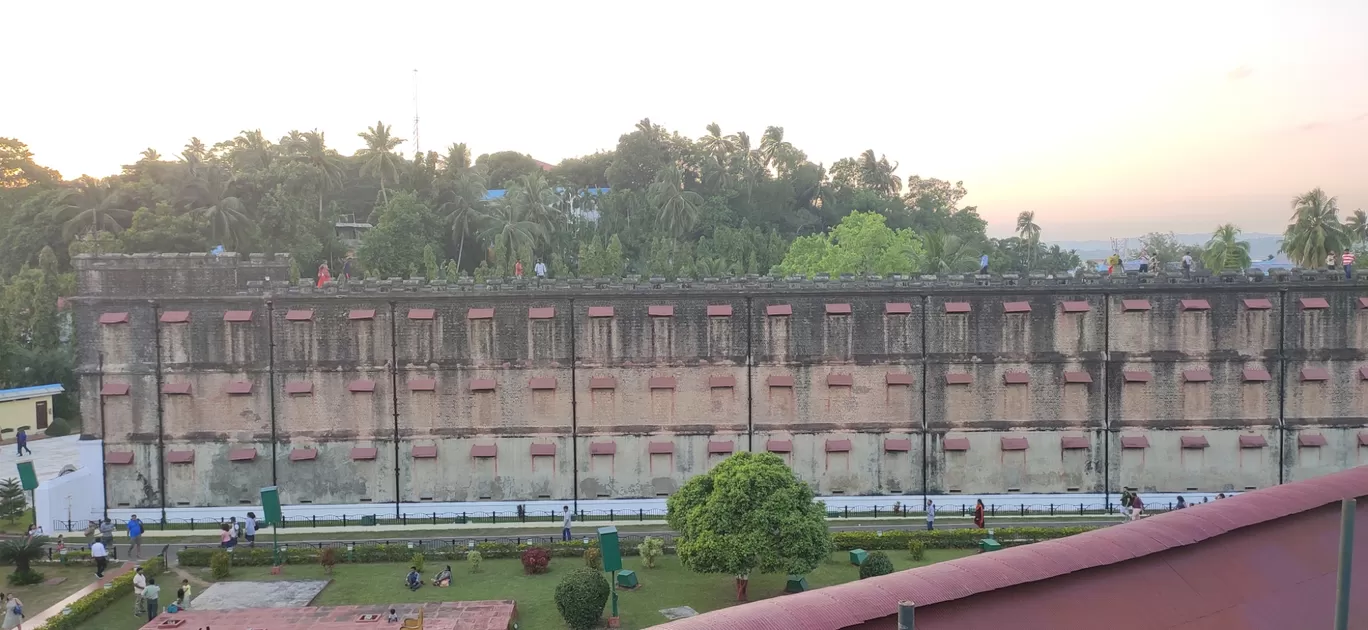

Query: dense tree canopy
[666,452,832,579]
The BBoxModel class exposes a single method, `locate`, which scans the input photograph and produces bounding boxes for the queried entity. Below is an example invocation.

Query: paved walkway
[25,560,135,628]
[0,434,82,485]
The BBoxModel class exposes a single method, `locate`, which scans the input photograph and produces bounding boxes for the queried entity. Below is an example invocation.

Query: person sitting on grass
[406,566,422,591]
[432,565,451,587]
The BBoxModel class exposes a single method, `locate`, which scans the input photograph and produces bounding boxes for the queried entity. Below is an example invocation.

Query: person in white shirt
[132,567,147,616]
[534,260,547,278]
[561,506,572,542]
[90,540,108,578]
[1182,252,1193,278]
[245,512,258,548]
[925,500,936,531]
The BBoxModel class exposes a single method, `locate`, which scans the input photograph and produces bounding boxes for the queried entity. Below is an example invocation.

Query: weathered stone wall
[72,254,1368,509]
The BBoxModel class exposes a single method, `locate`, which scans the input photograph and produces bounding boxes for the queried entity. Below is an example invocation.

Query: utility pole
[412,69,421,156]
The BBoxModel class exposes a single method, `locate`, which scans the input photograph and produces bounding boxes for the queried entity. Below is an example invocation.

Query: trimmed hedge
[829,527,1096,551]
[36,556,164,630]
[176,527,1098,567]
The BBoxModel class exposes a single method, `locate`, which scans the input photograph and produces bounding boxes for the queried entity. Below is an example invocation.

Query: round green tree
[666,452,832,592]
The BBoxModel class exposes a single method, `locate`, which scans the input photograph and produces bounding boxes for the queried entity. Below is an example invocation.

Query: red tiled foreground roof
[137,601,516,630]
[656,466,1368,630]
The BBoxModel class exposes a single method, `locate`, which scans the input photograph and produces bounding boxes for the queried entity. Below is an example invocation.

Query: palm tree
[1346,209,1368,247]
[184,166,251,250]
[357,121,405,205]
[0,535,48,579]
[228,129,274,171]
[1016,211,1041,270]
[920,232,974,273]
[648,165,705,239]
[287,131,344,220]
[58,177,133,241]
[1281,188,1345,268]
[139,148,161,162]
[506,173,561,247]
[699,123,736,163]
[857,150,901,195]
[759,126,796,175]
[444,143,472,173]
[1202,223,1252,271]
[479,197,545,271]
[728,132,764,202]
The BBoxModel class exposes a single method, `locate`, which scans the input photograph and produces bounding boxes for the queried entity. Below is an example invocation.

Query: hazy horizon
[6,1,1366,241]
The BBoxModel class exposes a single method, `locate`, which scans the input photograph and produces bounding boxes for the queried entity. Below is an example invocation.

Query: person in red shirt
[973,499,985,528]
[1342,249,1355,279]
[514,260,524,278]
[316,262,331,288]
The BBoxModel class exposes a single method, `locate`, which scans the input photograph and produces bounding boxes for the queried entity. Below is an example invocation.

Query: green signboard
[16,462,37,491]
[597,526,622,573]
[260,486,281,525]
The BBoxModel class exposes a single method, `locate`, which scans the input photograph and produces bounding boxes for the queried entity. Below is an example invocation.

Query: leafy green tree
[183,166,251,250]
[0,138,60,189]
[285,130,345,221]
[920,231,976,273]
[356,192,443,278]
[859,551,894,579]
[773,212,922,277]
[1282,188,1346,268]
[1203,223,1252,271]
[1346,209,1368,248]
[117,203,211,253]
[666,452,832,594]
[1016,211,1041,270]
[475,151,545,190]
[553,568,610,630]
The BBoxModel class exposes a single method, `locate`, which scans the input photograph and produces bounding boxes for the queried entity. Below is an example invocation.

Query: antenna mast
[412,68,421,156]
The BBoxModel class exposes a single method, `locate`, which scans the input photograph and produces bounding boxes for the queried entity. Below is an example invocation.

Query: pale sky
[6,1,1367,240]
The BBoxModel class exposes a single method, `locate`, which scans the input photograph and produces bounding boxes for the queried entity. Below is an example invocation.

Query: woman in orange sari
[973,499,985,529]
[316,262,331,288]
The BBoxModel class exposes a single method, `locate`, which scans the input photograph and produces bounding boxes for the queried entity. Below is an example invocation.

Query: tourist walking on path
[3,593,24,630]
[925,500,935,531]
[142,577,161,622]
[245,512,257,547]
[14,430,31,457]
[127,514,143,559]
[132,567,147,617]
[90,539,108,578]
[973,499,985,529]
[219,523,235,550]
[98,518,114,548]
[1182,251,1194,278]
[1343,249,1355,279]
[561,506,572,541]
[1130,494,1145,521]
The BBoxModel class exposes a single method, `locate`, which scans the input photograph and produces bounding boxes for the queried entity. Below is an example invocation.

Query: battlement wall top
[72,252,1365,299]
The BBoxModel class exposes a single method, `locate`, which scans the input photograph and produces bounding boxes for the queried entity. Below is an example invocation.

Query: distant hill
[1048,233,1284,261]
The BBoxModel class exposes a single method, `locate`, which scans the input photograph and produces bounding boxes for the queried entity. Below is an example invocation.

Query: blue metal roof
[483,187,610,201]
[0,384,65,404]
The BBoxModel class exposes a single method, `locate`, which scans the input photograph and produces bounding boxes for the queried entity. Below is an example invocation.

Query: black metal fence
[49,499,1211,534]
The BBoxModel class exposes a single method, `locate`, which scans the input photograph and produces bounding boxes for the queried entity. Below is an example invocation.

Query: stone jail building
[73,253,1368,510]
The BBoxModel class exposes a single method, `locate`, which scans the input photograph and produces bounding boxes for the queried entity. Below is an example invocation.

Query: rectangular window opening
[238,499,251,505]
[176,501,190,506]
[538,494,551,499]
[299,500,312,504]
[596,493,611,498]
[948,489,962,494]
[1244,486,1257,490]
[830,490,844,495]
[420,496,434,502]
[1007,488,1021,493]
[360,498,373,503]
[117,502,131,507]
[1066,487,1080,492]
[478,495,492,500]
[1185,487,1198,491]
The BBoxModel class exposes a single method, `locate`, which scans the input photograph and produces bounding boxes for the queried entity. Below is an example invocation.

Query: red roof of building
[656,466,1368,630]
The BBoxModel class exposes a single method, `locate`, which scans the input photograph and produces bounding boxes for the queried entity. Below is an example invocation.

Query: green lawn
[70,591,148,630]
[128,550,963,629]
[0,510,35,535]
[5,562,107,616]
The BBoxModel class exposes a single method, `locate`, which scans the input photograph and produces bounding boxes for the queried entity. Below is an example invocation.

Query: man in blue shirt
[127,514,144,559]
[16,429,31,456]
[979,253,990,274]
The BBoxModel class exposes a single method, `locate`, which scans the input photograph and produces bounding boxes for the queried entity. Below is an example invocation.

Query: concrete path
[0,434,82,485]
